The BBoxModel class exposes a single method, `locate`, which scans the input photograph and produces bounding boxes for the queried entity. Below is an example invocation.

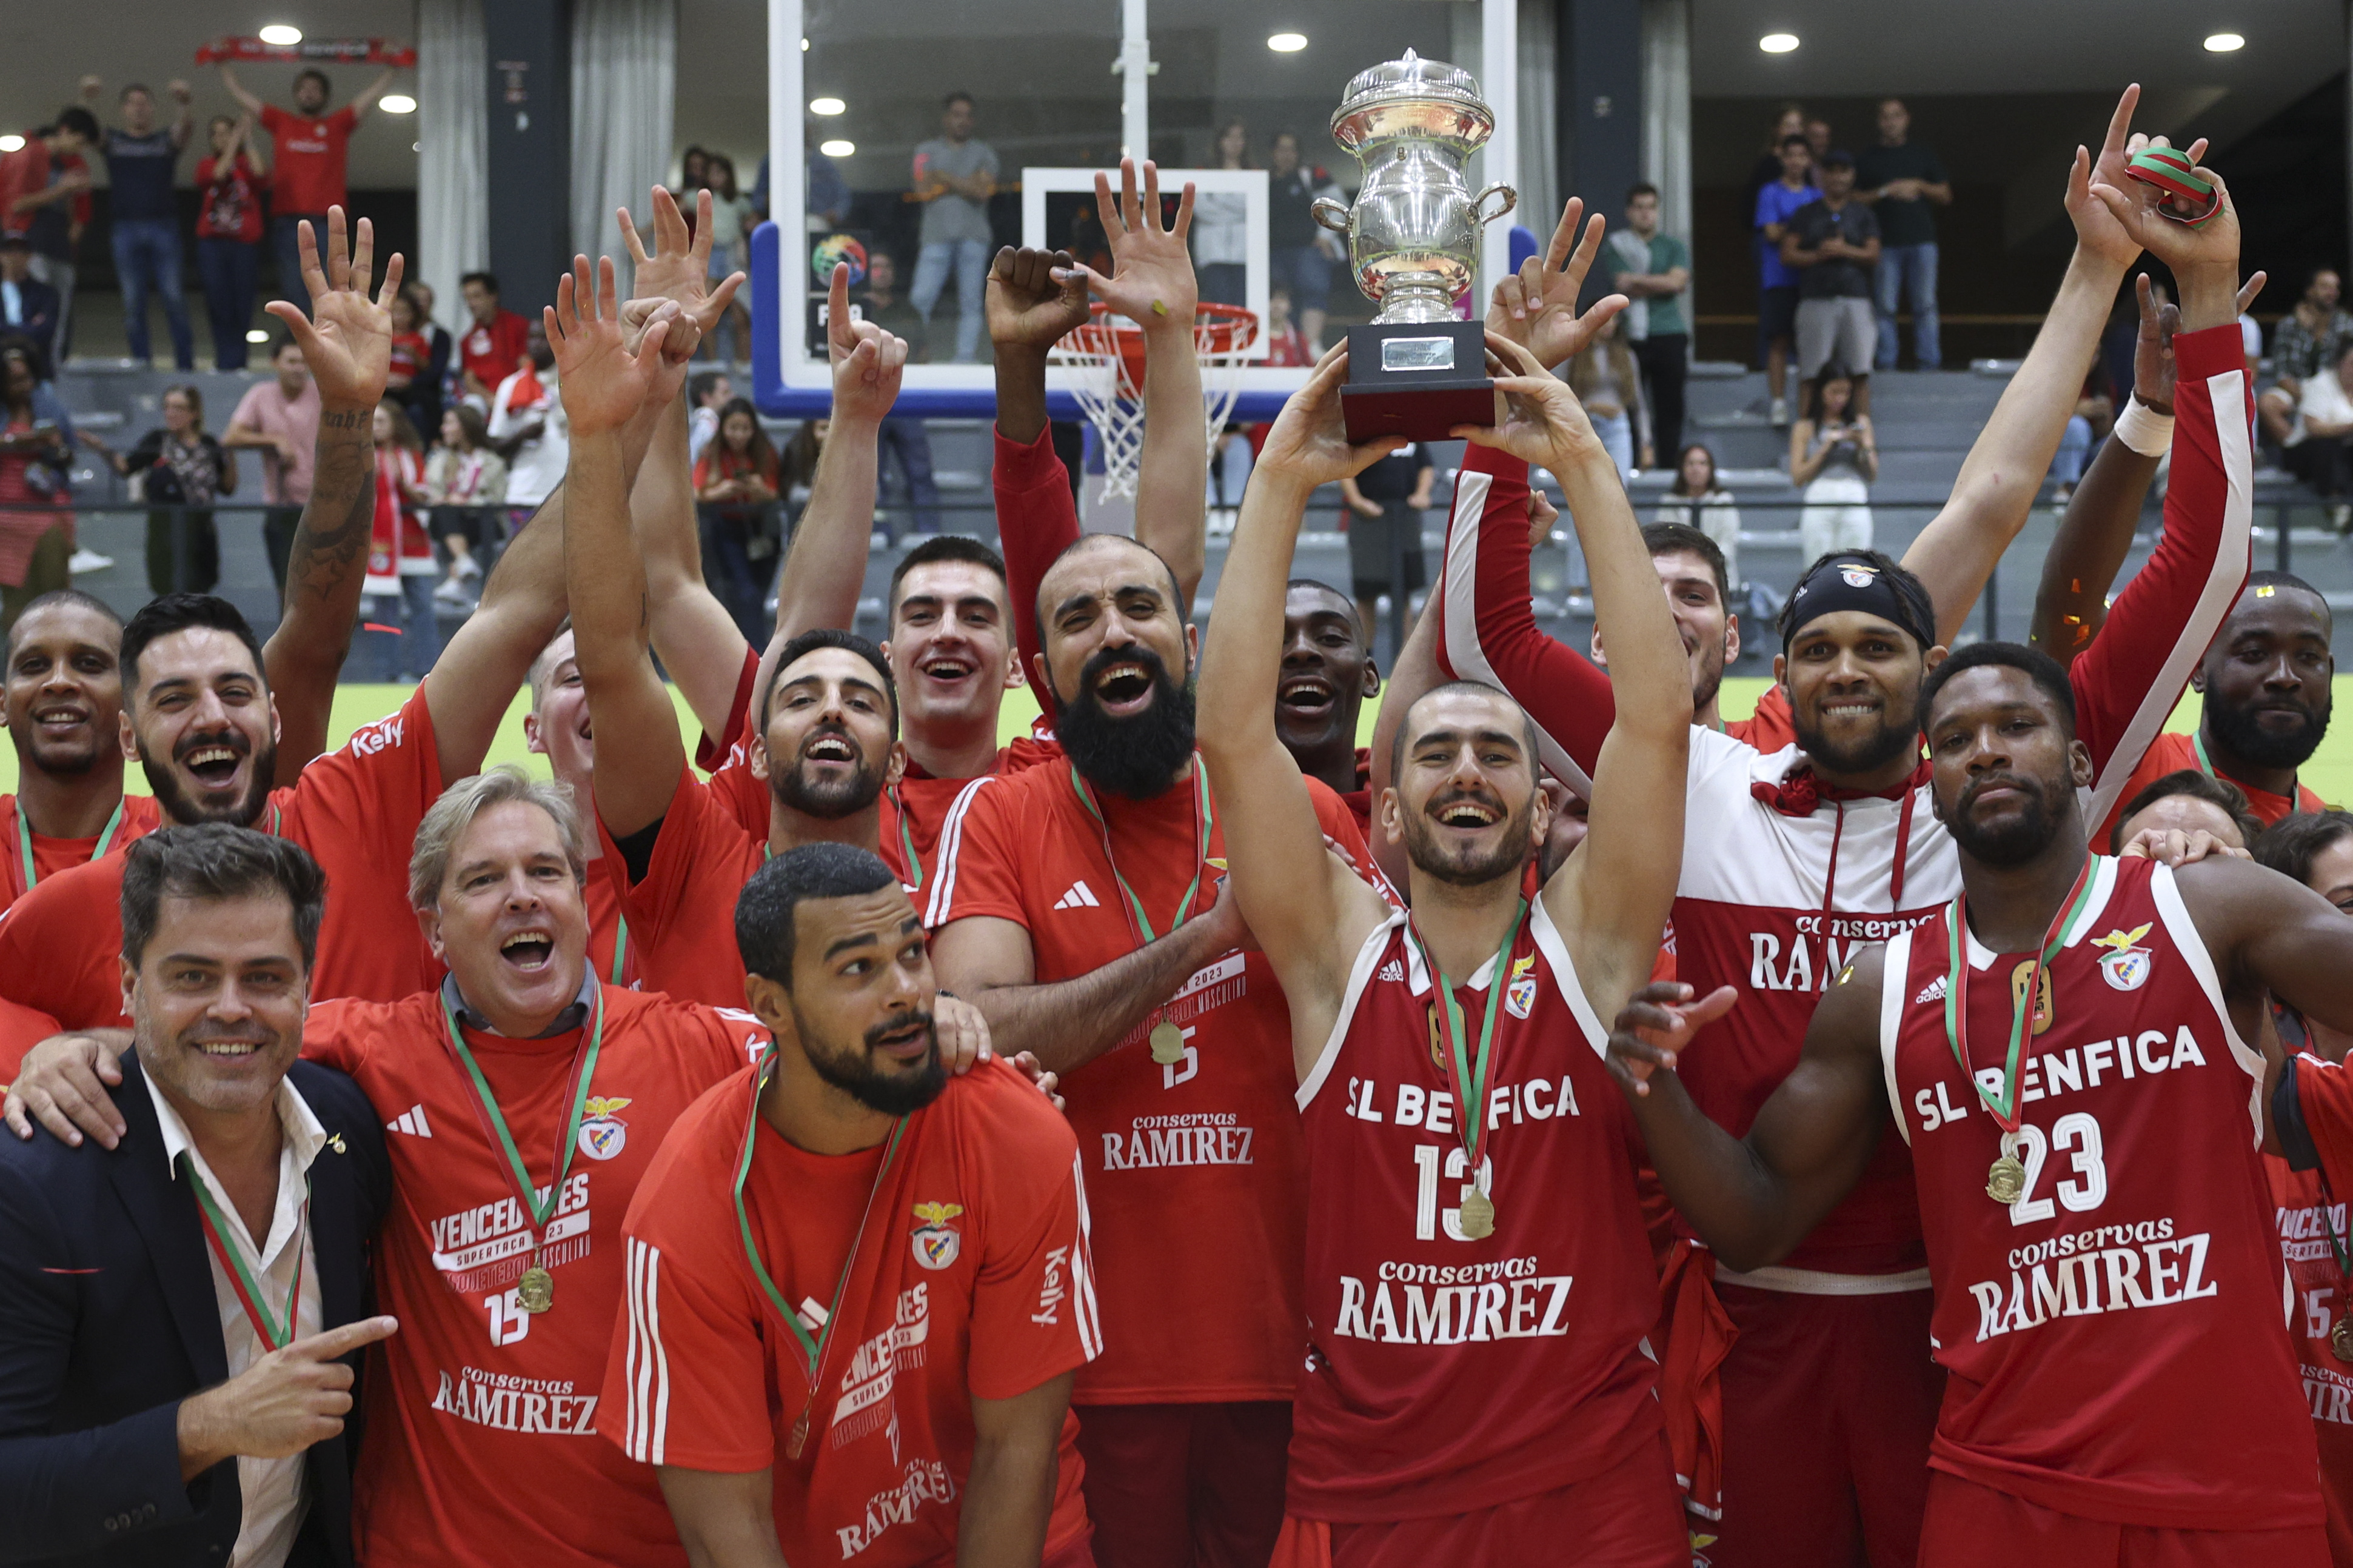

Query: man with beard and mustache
[1606,639,2353,1563]
[926,516,1373,1556]
[1416,106,2261,1567]
[1195,331,1696,1555]
[598,844,1099,1567]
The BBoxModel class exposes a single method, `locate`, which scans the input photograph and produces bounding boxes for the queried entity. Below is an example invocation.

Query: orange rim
[1062,302,1257,387]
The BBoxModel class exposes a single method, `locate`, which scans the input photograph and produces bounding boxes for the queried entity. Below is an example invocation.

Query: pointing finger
[298,1315,400,1359]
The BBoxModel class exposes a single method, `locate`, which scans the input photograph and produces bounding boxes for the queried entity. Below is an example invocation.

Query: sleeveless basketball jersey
[1882,855,2320,1530]
[1288,903,1663,1524]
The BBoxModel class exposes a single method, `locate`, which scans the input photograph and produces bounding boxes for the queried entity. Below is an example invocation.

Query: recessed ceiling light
[258,24,302,45]
[1268,32,1308,53]
[800,36,809,50]
[809,97,845,116]
[246,329,271,344]
[820,139,855,158]
[381,94,417,114]
[0,135,22,153]
[1759,32,1799,53]
[2204,32,2245,51]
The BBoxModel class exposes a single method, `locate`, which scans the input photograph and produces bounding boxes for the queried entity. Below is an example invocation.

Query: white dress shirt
[146,1072,327,1568]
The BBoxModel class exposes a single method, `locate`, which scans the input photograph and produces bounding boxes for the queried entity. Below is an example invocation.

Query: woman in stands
[1789,360,1878,561]
[1654,441,1742,591]
[117,384,235,596]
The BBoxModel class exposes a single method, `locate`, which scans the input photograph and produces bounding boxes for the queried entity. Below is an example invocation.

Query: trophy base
[1341,321,1502,442]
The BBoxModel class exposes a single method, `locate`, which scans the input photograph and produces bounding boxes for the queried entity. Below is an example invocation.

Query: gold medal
[1986,1155,2027,1206]
[517,1266,554,1313]
[2334,1315,2353,1364]
[1459,1188,1496,1239]
[1149,1019,1185,1066]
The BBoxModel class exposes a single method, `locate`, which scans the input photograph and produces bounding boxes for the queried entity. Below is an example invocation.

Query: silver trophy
[1313,49,1516,439]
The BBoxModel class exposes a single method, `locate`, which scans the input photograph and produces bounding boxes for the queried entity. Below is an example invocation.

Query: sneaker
[453,554,482,583]
[433,577,473,606]
[1770,397,1790,427]
[66,548,113,574]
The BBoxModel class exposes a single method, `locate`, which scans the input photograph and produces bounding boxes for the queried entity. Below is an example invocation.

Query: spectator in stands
[1568,312,1650,473]
[0,238,59,375]
[117,384,234,596]
[687,369,731,464]
[219,62,397,311]
[1268,131,1346,354]
[488,321,564,520]
[854,249,927,360]
[407,281,452,420]
[456,270,529,410]
[1856,97,1949,371]
[1610,181,1692,461]
[1805,116,1833,164]
[193,114,268,370]
[386,285,437,441]
[2048,365,2116,504]
[0,339,71,632]
[1264,287,1311,366]
[911,92,1000,364]
[363,400,437,681]
[78,76,195,370]
[1742,104,1809,238]
[1790,362,1877,561]
[224,334,317,592]
[1782,149,1881,419]
[702,155,756,364]
[1655,442,1742,591]
[1754,133,1816,426]
[2260,267,2353,449]
[1194,120,1253,308]
[2289,339,2353,530]
[0,107,98,370]
[424,404,505,606]
[694,397,784,640]
[1339,439,1433,644]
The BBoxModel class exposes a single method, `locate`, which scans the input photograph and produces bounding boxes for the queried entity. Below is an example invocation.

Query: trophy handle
[1311,196,1352,235]
[1471,184,1518,226]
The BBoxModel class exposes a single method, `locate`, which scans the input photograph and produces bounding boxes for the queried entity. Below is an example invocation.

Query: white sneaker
[433,577,472,606]
[67,548,114,574]
[454,554,482,583]
[1769,397,1790,427]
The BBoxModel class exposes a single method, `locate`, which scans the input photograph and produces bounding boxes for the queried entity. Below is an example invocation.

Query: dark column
[486,0,571,316]
[1562,0,1642,301]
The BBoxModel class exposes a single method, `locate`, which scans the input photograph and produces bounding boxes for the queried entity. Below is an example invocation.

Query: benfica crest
[1840,565,1877,588]
[910,1202,965,1270]
[1505,953,1538,1019]
[2092,924,2155,992]
[577,1096,632,1160]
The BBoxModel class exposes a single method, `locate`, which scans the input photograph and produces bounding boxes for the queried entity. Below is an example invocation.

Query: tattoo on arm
[284,411,375,609]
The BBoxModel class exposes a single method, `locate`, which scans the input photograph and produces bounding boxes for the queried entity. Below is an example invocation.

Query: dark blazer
[0,1056,390,1567]
[0,276,60,367]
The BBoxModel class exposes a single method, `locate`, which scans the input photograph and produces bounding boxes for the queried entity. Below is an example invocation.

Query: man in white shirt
[2288,338,2353,527]
[0,826,393,1567]
[488,322,567,513]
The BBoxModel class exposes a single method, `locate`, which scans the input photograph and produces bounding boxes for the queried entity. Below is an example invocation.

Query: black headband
[1781,556,1935,652]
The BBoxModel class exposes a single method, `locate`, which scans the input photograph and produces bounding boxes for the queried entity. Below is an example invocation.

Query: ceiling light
[1759,32,1799,53]
[800,36,809,50]
[820,139,855,158]
[809,96,845,116]
[0,135,21,153]
[381,94,417,114]
[1268,32,1308,53]
[2203,32,2245,52]
[246,329,270,344]
[258,24,303,45]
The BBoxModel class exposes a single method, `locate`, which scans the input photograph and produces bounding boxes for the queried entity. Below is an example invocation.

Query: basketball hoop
[1050,302,1257,503]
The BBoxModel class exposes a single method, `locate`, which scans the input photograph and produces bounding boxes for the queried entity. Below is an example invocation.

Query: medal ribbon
[732,1043,908,1384]
[1068,759,1214,946]
[1943,859,2098,1131]
[13,796,126,895]
[438,987,605,1263]
[1408,897,1526,1182]
[184,1155,308,1352]
[2192,730,2297,810]
[889,785,923,891]
[609,916,629,987]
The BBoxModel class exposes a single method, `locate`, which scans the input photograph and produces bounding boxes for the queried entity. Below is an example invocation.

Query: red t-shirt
[0,138,52,238]
[389,329,429,386]
[259,104,359,214]
[303,983,765,1568]
[460,310,531,392]
[598,1056,1096,1567]
[926,762,1371,1403]
[0,993,61,1082]
[0,792,164,910]
[194,153,268,243]
[2097,728,2328,850]
[0,690,447,1026]
[2267,1149,2353,1564]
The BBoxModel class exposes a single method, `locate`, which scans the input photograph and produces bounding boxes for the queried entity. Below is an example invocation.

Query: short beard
[1402,792,1536,887]
[2206,693,2331,772]
[1946,778,2062,867]
[1690,641,1727,719]
[1792,703,1920,780]
[141,739,277,827]
[771,728,886,820]
[1056,644,1197,800]
[802,1010,948,1116]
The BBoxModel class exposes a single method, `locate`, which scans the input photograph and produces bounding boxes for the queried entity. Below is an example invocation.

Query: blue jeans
[911,238,990,363]
[1271,243,1336,312]
[1873,242,1940,370]
[361,576,442,681]
[273,214,325,317]
[2049,414,2094,490]
[196,236,261,369]
[877,417,940,536]
[112,218,194,367]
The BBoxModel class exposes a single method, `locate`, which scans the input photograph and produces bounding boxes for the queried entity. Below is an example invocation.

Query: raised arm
[772,262,900,643]
[1197,347,1403,1078]
[255,210,400,779]
[166,80,194,152]
[986,247,1092,699]
[218,64,264,117]
[347,68,397,124]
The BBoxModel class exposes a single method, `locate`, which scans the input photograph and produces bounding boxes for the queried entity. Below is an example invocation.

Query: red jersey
[1883,856,2318,1530]
[193,152,267,243]
[389,329,430,386]
[460,309,532,392]
[367,445,433,586]
[0,792,163,909]
[927,762,1370,1404]
[0,138,54,238]
[600,1056,1097,1566]
[2097,728,2328,849]
[2268,1152,2353,1563]
[0,689,447,1025]
[303,983,765,1568]
[258,104,358,213]
[1290,904,1664,1522]
[0,993,60,1081]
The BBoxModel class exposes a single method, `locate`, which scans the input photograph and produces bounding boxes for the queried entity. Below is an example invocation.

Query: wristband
[2112,395,2174,458]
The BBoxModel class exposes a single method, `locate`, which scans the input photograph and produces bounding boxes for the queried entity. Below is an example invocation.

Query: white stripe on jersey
[2146,861,2265,1142]
[1881,928,1916,1146]
[923,776,995,928]
[1068,1150,1105,1361]
[1438,468,1592,795]
[625,1237,671,1464]
[1298,911,1405,1113]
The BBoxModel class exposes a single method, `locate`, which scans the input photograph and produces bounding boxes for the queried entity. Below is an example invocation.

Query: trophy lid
[1330,49,1494,153]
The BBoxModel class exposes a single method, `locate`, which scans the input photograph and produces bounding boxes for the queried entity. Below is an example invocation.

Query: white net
[1049,305,1257,503]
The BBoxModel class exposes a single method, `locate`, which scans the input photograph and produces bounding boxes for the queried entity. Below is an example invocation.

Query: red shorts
[1272,1432,1685,1568]
[1709,1281,1944,1568]
[1920,1469,2329,1568]
[1075,1401,1290,1568]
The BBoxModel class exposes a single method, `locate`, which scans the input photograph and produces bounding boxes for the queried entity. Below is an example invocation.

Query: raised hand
[1604,981,1738,1096]
[264,207,403,411]
[547,254,674,438]
[1452,333,1604,470]
[1487,198,1627,369]
[1063,158,1200,333]
[987,245,1091,350]
[2089,141,2239,280]
[618,185,745,344]
[825,261,908,425]
[1253,342,1405,488]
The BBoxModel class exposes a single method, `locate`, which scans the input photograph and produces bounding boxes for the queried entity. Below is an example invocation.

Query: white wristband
[2112,396,2174,458]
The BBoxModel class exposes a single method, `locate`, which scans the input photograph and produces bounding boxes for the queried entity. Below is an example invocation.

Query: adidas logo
[1053,880,1102,911]
[1913,975,1947,1006]
[1378,958,1406,983]
[385,1104,433,1138]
